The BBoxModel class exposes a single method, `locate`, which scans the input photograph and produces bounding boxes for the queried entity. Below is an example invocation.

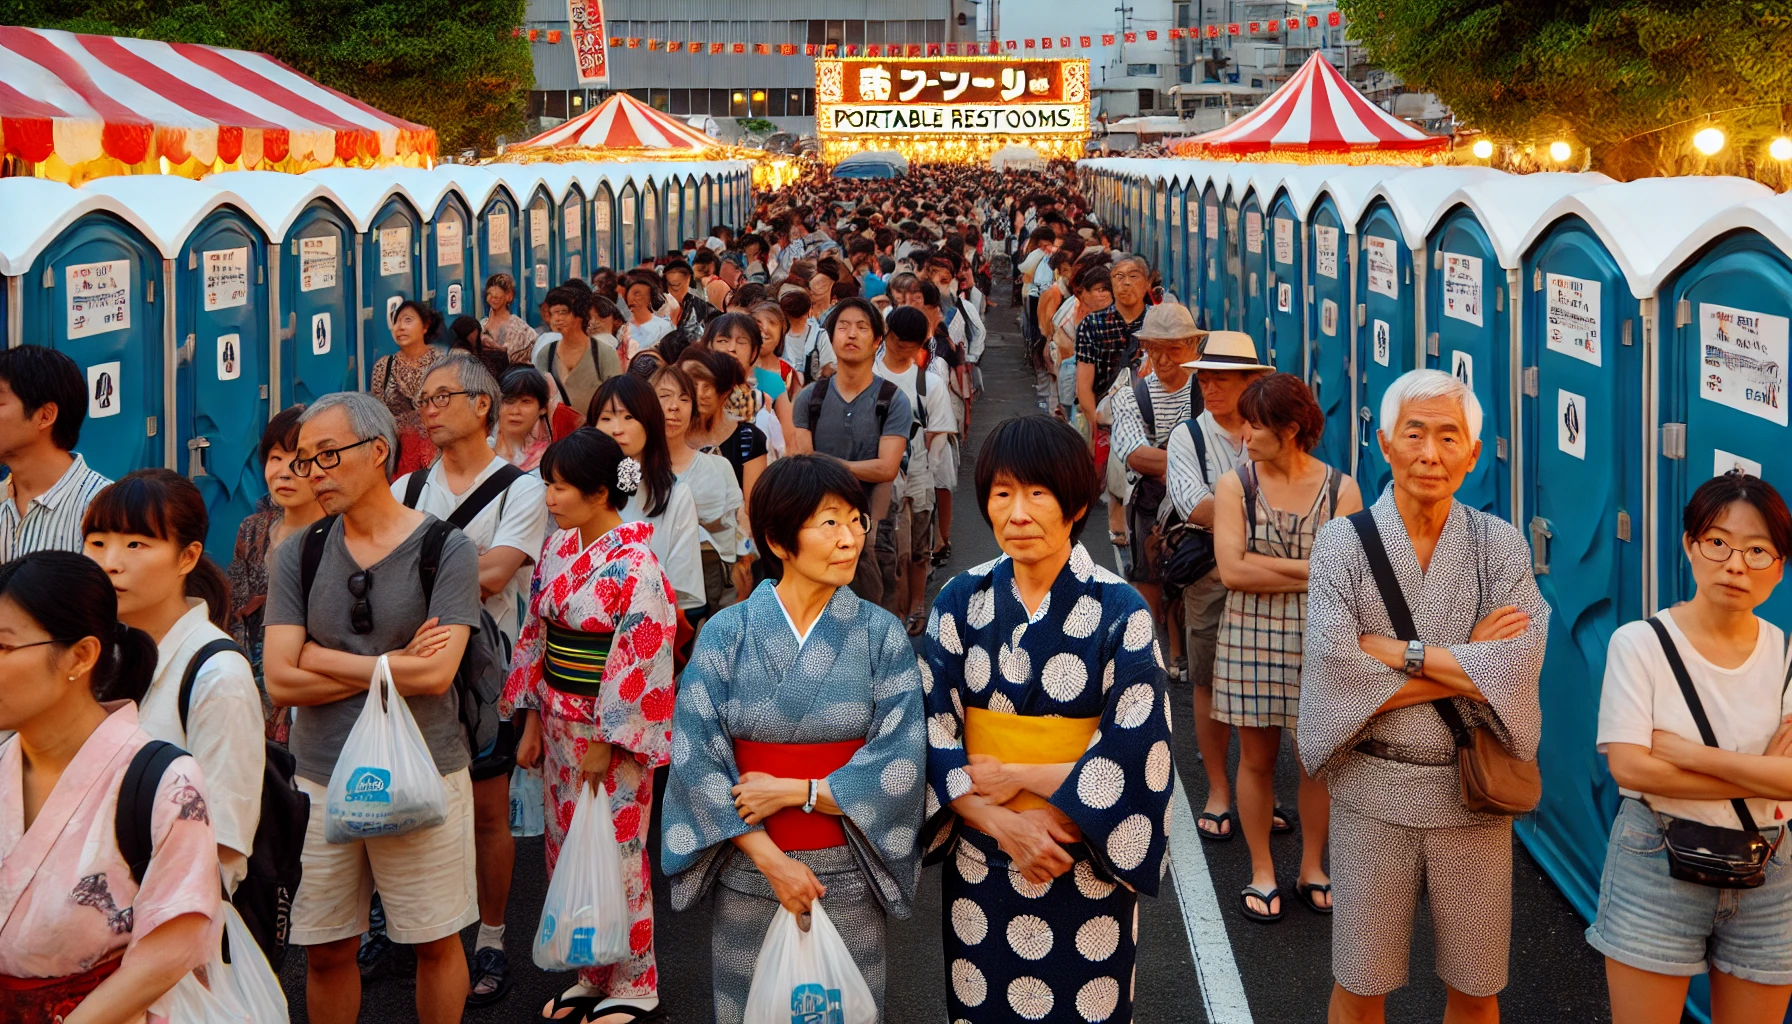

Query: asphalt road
[279,298,1613,1023]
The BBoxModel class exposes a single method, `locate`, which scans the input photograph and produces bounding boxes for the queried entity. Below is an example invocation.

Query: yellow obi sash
[963,706,1100,811]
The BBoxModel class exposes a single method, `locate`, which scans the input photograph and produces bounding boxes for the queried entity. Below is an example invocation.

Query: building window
[626,88,649,102]
[1138,88,1157,110]
[808,20,826,45]
[908,20,925,44]
[766,88,787,116]
[845,20,864,46]
[670,89,690,115]
[803,88,816,115]
[547,91,568,118]
[927,19,945,42]
[730,89,749,117]
[825,20,844,46]
[1127,64,1159,76]
[867,20,886,44]
[528,91,546,118]
[749,89,769,116]
[711,88,730,115]
[650,88,670,111]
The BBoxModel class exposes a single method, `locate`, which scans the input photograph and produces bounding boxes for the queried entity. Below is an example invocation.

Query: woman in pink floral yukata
[0,551,223,1024]
[506,427,678,1024]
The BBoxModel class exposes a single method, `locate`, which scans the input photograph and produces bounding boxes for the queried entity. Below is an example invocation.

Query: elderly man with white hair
[1298,368,1549,1024]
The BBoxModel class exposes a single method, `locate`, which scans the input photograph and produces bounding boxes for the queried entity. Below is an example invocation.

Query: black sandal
[582,1006,668,1024]
[541,993,603,1022]
[1196,810,1234,841]
[1239,884,1282,923]
[1272,805,1295,835]
[466,946,510,1007]
[1296,882,1333,915]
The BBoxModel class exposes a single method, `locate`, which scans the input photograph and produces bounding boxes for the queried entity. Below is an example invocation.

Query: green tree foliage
[0,0,532,155]
[1337,0,1792,180]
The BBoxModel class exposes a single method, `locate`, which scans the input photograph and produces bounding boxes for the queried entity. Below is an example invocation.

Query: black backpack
[160,640,309,967]
[1159,418,1216,591]
[806,375,906,440]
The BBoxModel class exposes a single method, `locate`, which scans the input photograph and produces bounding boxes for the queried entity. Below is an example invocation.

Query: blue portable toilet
[698,172,715,241]
[1176,163,1217,327]
[1353,168,1506,498]
[590,176,619,271]
[382,169,477,324]
[0,179,168,482]
[1164,175,1186,305]
[1199,174,1230,333]
[617,177,641,269]
[1422,173,1612,520]
[84,176,272,557]
[1502,177,1769,944]
[1260,167,1339,382]
[641,176,663,262]
[306,169,428,378]
[484,165,555,325]
[1234,165,1296,351]
[207,171,360,413]
[434,166,523,328]
[1306,167,1412,477]
[536,166,589,284]
[1219,164,1267,332]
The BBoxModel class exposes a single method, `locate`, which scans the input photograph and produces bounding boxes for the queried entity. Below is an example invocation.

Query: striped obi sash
[544,621,615,698]
[963,706,1100,812]
[732,737,867,851]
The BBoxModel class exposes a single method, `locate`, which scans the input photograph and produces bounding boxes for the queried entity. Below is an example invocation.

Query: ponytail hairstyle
[0,550,158,704]
[82,469,232,631]
[589,374,674,518]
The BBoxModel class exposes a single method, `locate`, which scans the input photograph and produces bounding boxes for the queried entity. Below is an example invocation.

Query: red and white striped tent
[1174,51,1445,157]
[0,26,435,183]
[510,92,720,158]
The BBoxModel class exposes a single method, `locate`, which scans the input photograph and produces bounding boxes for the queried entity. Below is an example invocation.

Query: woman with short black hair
[662,454,926,1024]
[925,414,1173,1024]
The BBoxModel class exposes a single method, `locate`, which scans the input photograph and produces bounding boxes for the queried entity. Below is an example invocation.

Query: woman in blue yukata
[924,414,1174,1024]
[660,454,928,1024]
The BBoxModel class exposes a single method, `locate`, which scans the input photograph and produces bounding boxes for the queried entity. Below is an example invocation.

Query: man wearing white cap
[1166,330,1272,841]
[1109,302,1205,677]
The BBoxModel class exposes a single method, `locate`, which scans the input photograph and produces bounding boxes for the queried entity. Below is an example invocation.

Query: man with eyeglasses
[391,356,549,1009]
[263,391,485,1024]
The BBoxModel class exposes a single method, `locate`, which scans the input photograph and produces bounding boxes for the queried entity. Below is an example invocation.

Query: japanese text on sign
[67,260,131,340]
[1273,218,1293,266]
[203,248,249,311]
[531,207,549,250]
[1700,302,1788,426]
[832,59,1078,105]
[1442,252,1483,327]
[1545,274,1600,367]
[489,212,511,256]
[1245,212,1262,255]
[568,0,610,84]
[1365,236,1398,300]
[565,202,582,240]
[436,218,463,268]
[379,226,411,278]
[1314,226,1338,280]
[299,236,338,292]
[1205,201,1220,241]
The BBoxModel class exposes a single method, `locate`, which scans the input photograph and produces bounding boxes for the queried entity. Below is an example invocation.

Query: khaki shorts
[1181,568,1228,689]
[894,498,935,566]
[290,769,479,946]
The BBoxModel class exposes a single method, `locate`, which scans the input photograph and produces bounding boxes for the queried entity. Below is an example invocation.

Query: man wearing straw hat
[1165,330,1273,842]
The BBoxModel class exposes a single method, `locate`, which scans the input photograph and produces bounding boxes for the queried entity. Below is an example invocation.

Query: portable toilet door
[283,198,359,405]
[1180,181,1201,315]
[18,206,165,481]
[619,182,640,268]
[1424,208,1512,517]
[514,186,551,325]
[175,205,271,557]
[1239,187,1273,365]
[426,188,477,323]
[683,174,701,248]
[1265,189,1305,378]
[362,193,426,372]
[477,184,523,322]
[1353,194,1417,498]
[699,174,714,241]
[594,181,617,271]
[1165,180,1186,305]
[1200,180,1227,334]
[559,183,588,283]
[1306,190,1353,474]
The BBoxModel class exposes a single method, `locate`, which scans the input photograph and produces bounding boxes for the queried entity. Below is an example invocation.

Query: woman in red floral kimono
[506,428,679,1024]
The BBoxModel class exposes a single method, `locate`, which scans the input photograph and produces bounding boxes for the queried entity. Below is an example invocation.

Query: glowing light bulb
[1771,136,1792,161]
[1693,127,1726,155]
[1471,139,1493,160]
[1548,140,1572,162]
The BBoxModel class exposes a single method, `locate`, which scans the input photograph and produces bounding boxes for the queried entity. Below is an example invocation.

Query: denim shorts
[1586,798,1792,984]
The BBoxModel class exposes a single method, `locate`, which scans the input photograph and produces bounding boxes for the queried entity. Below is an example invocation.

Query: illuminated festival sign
[815,57,1090,164]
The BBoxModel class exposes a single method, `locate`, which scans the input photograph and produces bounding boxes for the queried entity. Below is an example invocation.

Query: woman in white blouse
[1591,471,1792,1024]
[591,374,706,617]
[83,469,263,894]
[653,363,744,622]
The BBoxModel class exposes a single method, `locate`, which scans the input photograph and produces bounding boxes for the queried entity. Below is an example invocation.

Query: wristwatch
[1402,640,1427,677]
[802,779,819,815]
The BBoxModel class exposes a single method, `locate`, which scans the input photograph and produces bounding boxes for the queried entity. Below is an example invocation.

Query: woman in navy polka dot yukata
[923,415,1174,1024]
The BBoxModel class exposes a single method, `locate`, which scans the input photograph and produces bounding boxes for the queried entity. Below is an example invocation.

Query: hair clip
[616,457,642,495]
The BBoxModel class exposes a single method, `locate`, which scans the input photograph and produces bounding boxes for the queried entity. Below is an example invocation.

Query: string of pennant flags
[513,11,1342,53]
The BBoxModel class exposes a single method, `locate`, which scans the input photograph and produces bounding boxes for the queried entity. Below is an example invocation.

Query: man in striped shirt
[0,346,111,562]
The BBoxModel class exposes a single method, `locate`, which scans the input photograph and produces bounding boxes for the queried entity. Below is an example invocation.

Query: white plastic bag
[532,782,629,971]
[510,763,545,837]
[742,901,876,1024]
[209,902,289,1022]
[158,971,250,1024]
[324,654,447,844]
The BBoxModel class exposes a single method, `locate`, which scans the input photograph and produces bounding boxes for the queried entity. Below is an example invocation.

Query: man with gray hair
[392,355,549,1008]
[1299,368,1548,1024]
[264,390,485,1024]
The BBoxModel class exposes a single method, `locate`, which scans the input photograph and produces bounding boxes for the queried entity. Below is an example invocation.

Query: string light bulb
[1693,126,1726,156]
[1548,140,1572,162]
[1471,139,1493,160]
[1771,136,1792,162]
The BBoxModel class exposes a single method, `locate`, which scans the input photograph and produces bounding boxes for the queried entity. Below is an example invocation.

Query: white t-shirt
[624,315,674,353]
[874,358,954,503]
[136,599,263,889]
[784,320,834,379]
[1597,608,1792,829]
[391,455,550,642]
[624,480,705,611]
[678,452,744,561]
[1018,248,1048,298]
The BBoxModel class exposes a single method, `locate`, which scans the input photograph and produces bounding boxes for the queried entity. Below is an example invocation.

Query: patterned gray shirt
[0,453,111,562]
[1298,486,1548,829]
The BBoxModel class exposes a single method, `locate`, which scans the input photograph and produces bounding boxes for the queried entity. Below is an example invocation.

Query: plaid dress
[1213,463,1339,729]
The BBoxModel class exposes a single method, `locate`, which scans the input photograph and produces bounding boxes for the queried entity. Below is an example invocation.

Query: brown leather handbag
[1347,511,1541,816]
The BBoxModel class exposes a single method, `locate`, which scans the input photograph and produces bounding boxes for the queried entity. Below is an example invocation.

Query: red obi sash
[0,956,121,1024]
[732,737,866,851]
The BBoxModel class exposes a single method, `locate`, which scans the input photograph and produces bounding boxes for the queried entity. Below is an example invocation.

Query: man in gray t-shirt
[262,392,482,1017]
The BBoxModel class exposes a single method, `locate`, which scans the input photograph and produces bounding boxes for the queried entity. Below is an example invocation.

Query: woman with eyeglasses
[369,299,446,479]
[0,551,220,1024]
[661,454,926,1024]
[505,428,678,1024]
[1589,472,1792,1024]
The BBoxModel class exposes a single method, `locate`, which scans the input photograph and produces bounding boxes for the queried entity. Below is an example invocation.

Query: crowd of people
[1,158,1789,1024]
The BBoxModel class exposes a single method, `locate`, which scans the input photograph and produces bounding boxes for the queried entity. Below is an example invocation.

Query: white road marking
[1168,776,1255,1024]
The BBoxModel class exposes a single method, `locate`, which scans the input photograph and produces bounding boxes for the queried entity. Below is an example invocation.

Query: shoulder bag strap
[177,639,247,735]
[544,341,573,406]
[447,464,526,530]
[1647,616,1760,832]
[115,740,186,887]
[401,466,431,509]
[1134,376,1155,439]
[298,515,338,616]
[418,519,455,607]
[1241,462,1259,536]
[807,376,832,432]
[1327,466,1342,518]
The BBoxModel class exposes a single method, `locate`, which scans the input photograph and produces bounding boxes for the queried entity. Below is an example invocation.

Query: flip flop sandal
[1196,810,1234,842]
[1239,884,1283,924]
[1271,805,1295,835]
[541,993,603,1022]
[1296,882,1334,915]
[582,1006,669,1024]
[465,947,510,1008]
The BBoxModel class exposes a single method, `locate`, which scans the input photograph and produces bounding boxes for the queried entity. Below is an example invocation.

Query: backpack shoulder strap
[875,378,899,426]
[1241,462,1259,534]
[806,376,833,432]
[1345,509,1417,642]
[298,515,339,615]
[447,464,526,530]
[544,341,573,406]
[418,518,455,607]
[115,740,187,887]
[1134,376,1155,439]
[401,466,431,509]
[1648,616,1760,832]
[1327,465,1343,517]
[1182,417,1210,486]
[178,639,247,735]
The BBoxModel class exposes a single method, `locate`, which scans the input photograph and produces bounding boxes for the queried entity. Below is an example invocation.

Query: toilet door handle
[186,436,211,479]
[1529,516,1553,576]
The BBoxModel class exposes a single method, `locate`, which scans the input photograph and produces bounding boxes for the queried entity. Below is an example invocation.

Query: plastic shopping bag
[742,901,876,1024]
[158,971,251,1024]
[510,763,545,837]
[324,655,447,844]
[209,902,289,1022]
[532,782,629,971]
